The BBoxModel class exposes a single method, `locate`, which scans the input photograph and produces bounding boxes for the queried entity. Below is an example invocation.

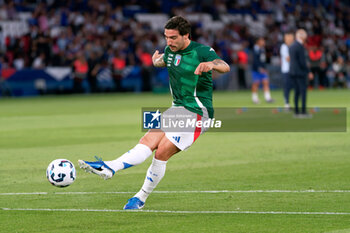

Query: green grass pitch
[0,90,349,233]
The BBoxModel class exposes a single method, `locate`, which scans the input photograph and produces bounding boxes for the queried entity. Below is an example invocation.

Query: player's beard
[169,40,184,52]
[169,45,178,51]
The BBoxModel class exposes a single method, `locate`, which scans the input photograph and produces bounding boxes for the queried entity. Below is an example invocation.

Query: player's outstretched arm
[211,59,230,73]
[152,50,166,67]
[194,59,230,75]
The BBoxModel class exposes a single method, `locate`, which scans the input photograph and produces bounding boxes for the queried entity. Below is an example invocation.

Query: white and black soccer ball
[46,159,76,187]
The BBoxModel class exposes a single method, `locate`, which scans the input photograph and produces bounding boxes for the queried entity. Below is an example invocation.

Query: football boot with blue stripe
[78,156,115,180]
[123,197,145,210]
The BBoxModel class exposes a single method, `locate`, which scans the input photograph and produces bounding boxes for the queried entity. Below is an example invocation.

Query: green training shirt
[163,41,221,118]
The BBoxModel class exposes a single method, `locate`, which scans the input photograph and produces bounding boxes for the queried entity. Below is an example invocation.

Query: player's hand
[259,68,267,74]
[152,50,162,60]
[152,50,164,66]
[194,62,214,75]
[308,72,314,80]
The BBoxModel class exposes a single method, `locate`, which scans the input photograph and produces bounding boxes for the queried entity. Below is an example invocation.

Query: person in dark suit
[289,29,313,117]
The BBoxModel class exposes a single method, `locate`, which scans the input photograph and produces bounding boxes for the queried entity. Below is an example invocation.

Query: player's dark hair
[254,37,265,44]
[165,16,191,36]
[284,31,294,36]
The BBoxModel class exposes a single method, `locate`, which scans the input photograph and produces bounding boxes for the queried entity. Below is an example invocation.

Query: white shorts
[161,106,210,151]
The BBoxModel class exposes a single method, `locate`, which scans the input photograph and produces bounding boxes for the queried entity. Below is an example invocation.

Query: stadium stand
[0,0,349,96]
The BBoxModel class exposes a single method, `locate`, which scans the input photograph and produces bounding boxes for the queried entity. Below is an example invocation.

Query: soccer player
[251,37,274,104]
[280,32,294,110]
[78,16,230,210]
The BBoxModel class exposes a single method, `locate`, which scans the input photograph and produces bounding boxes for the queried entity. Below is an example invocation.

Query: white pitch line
[1,190,350,196]
[152,190,350,193]
[1,207,349,215]
[0,192,48,195]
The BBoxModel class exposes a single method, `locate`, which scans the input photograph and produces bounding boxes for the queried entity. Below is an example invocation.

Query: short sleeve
[280,44,288,57]
[197,46,221,62]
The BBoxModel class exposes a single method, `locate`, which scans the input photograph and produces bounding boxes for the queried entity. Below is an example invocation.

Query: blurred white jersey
[280,43,290,73]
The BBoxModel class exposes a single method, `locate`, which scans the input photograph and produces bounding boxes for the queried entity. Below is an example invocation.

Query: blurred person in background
[289,29,314,118]
[32,52,46,69]
[136,44,153,92]
[72,51,89,93]
[94,58,114,92]
[13,53,25,70]
[308,46,326,90]
[0,56,11,96]
[111,49,126,92]
[346,60,350,89]
[251,37,274,104]
[280,32,294,110]
[331,56,347,88]
[236,43,249,89]
[87,51,101,93]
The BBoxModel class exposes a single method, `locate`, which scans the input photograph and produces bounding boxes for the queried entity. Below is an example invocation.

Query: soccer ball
[46,159,76,187]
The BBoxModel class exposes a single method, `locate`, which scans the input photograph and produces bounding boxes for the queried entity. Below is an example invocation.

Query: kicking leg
[103,130,164,171]
[78,130,163,179]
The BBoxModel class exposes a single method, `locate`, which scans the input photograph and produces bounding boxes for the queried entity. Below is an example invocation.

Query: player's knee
[139,135,157,151]
[154,146,172,161]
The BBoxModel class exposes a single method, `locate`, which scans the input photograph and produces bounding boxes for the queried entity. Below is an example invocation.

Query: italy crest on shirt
[174,54,182,66]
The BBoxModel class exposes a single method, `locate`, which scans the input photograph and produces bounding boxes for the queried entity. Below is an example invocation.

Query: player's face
[284,34,294,46]
[258,38,265,47]
[164,29,189,52]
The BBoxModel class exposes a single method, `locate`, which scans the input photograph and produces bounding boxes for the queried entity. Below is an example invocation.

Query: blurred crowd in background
[0,0,350,93]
